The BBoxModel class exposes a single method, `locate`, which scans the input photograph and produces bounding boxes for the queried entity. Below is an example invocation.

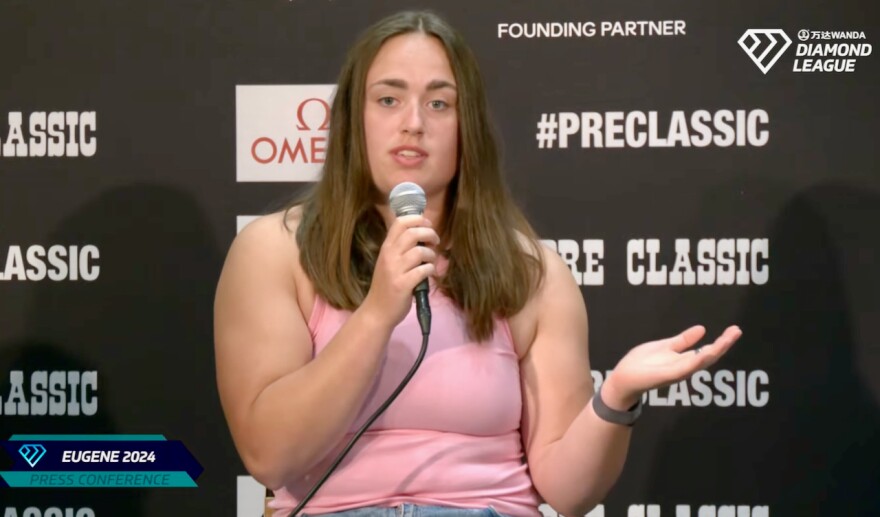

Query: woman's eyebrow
[367,78,457,91]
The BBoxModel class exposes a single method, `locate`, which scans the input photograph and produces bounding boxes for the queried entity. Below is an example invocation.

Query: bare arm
[518,247,630,516]
[214,212,437,489]
[520,247,741,515]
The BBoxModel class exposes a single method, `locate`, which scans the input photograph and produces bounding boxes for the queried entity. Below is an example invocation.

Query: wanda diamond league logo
[18,444,47,467]
[738,29,792,74]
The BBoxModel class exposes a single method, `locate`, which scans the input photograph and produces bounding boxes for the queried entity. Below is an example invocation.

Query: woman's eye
[379,97,396,106]
[429,100,449,110]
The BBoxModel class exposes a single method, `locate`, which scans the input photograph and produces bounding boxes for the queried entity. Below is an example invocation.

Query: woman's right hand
[361,214,439,329]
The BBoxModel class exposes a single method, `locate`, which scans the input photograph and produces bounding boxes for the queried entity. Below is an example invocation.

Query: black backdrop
[1,1,878,516]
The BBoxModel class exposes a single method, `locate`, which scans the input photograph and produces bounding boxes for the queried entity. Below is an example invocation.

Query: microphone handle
[413,240,431,334]
[414,286,431,336]
[414,240,429,295]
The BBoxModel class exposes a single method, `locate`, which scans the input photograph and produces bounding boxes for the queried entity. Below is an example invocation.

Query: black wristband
[592,384,643,427]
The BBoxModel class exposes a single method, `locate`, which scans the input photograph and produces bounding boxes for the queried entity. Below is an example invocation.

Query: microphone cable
[282,330,430,517]
[280,181,432,516]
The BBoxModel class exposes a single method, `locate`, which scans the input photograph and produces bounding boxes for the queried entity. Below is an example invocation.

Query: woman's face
[363,33,459,205]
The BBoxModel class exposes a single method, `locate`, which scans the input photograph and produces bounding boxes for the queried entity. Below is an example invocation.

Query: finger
[398,214,430,227]
[664,325,706,353]
[401,245,437,270]
[381,226,436,257]
[385,215,432,242]
[401,262,436,288]
[692,325,742,364]
[654,326,742,383]
[396,226,441,249]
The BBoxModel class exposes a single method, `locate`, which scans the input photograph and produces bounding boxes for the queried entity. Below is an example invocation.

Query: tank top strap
[307,293,328,342]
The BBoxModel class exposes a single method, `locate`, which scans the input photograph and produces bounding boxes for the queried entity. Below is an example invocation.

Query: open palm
[607,325,743,405]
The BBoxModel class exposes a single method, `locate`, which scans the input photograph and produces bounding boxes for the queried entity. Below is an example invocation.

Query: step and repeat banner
[1,1,878,516]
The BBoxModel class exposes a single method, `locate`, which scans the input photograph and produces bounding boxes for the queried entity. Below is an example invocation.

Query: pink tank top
[269,277,541,517]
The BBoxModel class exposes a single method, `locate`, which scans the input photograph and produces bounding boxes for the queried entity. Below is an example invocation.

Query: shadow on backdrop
[644,182,880,516]
[0,184,239,514]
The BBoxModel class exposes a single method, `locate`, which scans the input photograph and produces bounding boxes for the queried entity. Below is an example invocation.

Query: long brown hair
[290,10,545,341]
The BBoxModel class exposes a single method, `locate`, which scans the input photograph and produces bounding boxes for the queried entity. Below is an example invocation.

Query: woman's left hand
[601,325,743,410]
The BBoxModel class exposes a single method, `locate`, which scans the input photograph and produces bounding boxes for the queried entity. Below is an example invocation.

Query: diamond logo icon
[738,29,792,74]
[18,444,47,468]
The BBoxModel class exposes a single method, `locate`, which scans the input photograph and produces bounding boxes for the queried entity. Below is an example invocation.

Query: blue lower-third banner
[0,434,203,488]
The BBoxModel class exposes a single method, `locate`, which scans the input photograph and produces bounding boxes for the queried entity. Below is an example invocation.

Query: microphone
[389,182,431,335]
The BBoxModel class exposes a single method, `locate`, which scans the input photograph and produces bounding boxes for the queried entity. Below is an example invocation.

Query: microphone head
[389,182,426,217]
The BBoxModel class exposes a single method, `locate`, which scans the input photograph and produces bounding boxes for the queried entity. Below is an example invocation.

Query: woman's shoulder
[225,208,303,278]
[508,231,575,358]
[221,207,317,315]
[511,229,557,277]
[235,208,300,250]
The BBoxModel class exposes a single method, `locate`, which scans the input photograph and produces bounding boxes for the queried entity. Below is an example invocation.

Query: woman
[214,10,741,517]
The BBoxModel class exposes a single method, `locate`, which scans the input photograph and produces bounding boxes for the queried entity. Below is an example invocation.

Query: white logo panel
[236,85,336,182]
[236,216,259,234]
[237,475,267,516]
